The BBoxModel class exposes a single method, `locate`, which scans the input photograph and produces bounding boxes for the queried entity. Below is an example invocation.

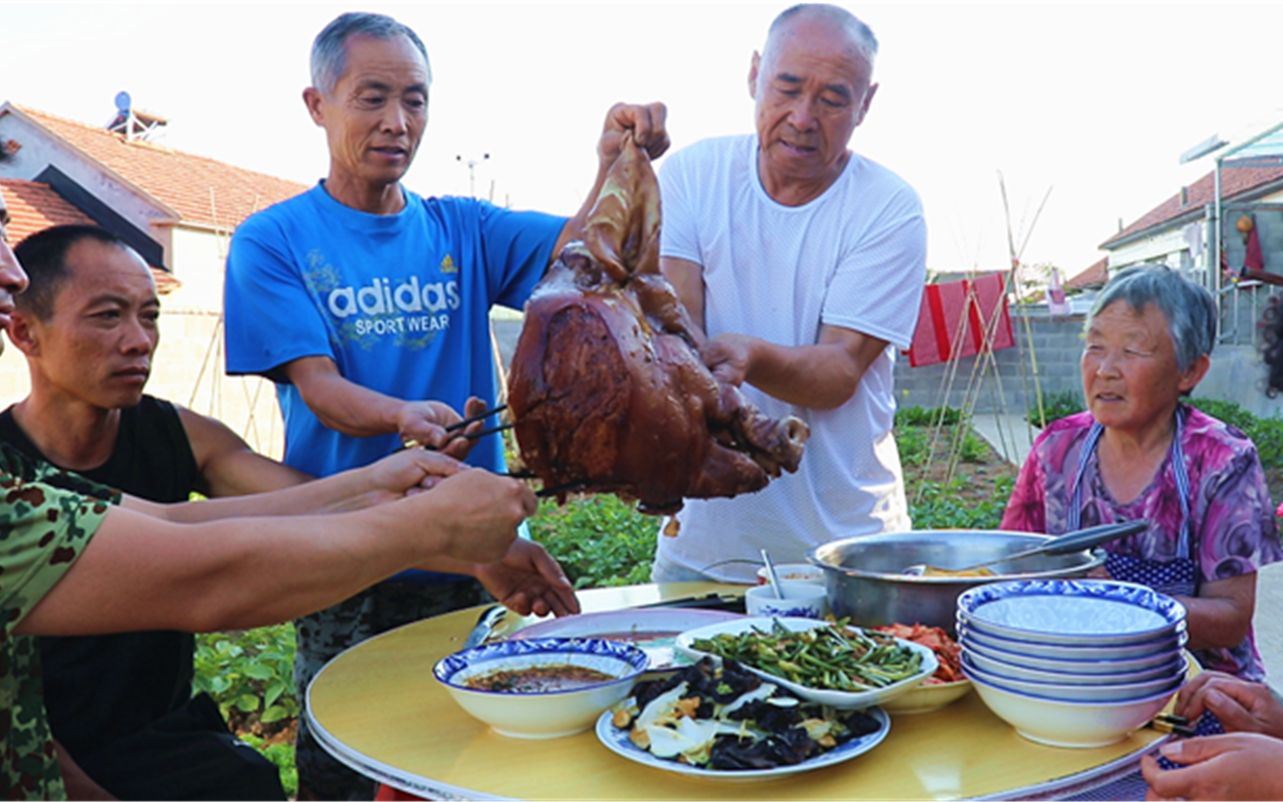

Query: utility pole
[455,152,490,197]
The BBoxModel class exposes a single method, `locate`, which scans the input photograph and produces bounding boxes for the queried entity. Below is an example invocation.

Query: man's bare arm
[18,468,534,636]
[177,406,310,497]
[701,323,888,410]
[121,448,464,522]
[281,356,479,458]
[661,255,707,337]
[550,102,670,260]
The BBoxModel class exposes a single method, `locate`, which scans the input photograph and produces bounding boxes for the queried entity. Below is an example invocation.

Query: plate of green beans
[676,617,939,710]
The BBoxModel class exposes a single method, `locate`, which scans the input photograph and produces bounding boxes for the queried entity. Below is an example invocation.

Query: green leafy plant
[894,406,988,465]
[909,474,1015,530]
[194,625,298,727]
[1188,397,1283,469]
[896,405,963,427]
[895,425,930,468]
[528,495,658,588]
[1187,397,1259,432]
[1028,390,1084,427]
[193,625,298,794]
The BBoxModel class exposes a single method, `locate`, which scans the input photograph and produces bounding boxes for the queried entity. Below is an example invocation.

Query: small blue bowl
[434,637,648,738]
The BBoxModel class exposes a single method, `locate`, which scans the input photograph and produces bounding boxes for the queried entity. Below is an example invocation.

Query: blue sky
[5,0,1283,275]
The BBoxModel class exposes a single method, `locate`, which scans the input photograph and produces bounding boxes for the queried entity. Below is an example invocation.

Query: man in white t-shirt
[654,3,927,582]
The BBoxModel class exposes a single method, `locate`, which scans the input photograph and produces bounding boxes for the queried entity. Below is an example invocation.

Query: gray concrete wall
[894,305,1283,421]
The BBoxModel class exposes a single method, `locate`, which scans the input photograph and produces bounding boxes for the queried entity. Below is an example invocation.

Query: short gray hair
[311,12,430,95]
[1086,265,1217,372]
[768,4,878,67]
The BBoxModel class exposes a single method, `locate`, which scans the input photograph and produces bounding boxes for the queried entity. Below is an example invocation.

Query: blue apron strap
[1170,407,1194,561]
[1096,407,1199,600]
[1068,423,1106,531]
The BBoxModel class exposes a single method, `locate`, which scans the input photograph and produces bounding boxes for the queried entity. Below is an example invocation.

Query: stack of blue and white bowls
[956,578,1188,748]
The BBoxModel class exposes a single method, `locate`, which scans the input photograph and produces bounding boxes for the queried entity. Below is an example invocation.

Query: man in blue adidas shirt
[224,11,668,799]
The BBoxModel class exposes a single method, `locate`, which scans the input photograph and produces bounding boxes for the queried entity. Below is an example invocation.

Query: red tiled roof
[0,178,180,294]
[9,104,307,231]
[1066,257,1108,290]
[1101,164,1283,249]
[0,177,94,243]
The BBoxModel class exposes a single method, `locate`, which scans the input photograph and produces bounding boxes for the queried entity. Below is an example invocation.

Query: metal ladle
[902,520,1148,577]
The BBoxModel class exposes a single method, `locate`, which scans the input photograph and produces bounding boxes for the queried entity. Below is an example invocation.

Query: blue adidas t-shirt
[225,181,563,490]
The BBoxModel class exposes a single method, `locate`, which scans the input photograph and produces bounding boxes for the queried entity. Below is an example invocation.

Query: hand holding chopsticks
[396,400,582,500]
[444,403,510,435]
[400,400,512,456]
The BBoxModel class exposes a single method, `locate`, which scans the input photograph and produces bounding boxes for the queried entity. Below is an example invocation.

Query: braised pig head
[508,136,808,514]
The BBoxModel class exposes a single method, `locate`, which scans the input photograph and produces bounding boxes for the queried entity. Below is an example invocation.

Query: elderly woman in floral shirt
[1001,265,1282,680]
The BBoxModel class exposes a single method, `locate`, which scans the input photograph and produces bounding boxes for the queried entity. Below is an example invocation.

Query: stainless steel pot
[807,530,1107,635]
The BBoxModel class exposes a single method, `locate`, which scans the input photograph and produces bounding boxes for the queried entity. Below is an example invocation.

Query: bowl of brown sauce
[434,637,649,738]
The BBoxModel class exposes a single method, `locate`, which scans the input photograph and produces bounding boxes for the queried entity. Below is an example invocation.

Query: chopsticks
[1152,714,1195,737]
[535,480,590,498]
[458,422,514,442]
[402,404,512,450]
[445,403,508,434]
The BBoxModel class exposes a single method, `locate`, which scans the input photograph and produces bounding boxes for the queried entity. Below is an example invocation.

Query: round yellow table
[306,583,1172,800]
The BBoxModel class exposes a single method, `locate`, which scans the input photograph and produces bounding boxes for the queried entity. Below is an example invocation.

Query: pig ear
[582,136,662,280]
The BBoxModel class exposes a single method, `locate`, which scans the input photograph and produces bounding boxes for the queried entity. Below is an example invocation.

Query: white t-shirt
[656,134,927,582]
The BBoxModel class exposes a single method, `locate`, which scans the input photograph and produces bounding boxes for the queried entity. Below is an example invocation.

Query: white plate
[675,617,938,709]
[959,612,1186,652]
[956,579,1187,644]
[959,622,1186,660]
[962,653,1186,703]
[510,608,743,672]
[963,645,1186,685]
[594,705,890,780]
[963,637,1181,674]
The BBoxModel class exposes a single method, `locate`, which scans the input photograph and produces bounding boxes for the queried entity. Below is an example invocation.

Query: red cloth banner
[1245,222,1266,273]
[904,274,1015,368]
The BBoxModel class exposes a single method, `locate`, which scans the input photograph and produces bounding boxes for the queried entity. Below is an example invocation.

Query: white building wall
[0,218,286,459]
[0,109,176,263]
[1108,226,1199,272]
[165,225,229,313]
[150,226,285,458]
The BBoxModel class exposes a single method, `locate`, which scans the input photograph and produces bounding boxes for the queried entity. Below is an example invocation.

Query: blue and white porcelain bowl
[434,637,648,738]
[966,669,1182,748]
[962,645,1186,686]
[962,653,1185,703]
[745,581,829,619]
[956,579,1186,645]
[958,620,1186,661]
[962,635,1181,675]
